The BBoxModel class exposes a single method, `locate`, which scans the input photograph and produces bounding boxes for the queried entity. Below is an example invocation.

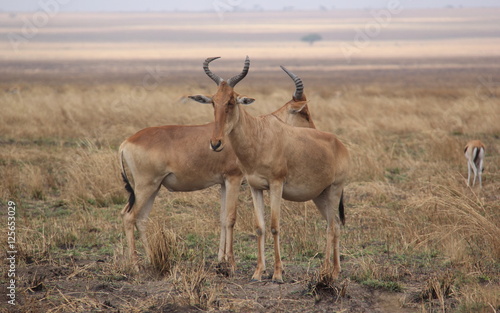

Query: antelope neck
[228,104,267,166]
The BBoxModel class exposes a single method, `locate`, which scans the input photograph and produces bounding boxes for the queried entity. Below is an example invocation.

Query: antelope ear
[289,101,308,113]
[188,95,213,104]
[237,96,255,105]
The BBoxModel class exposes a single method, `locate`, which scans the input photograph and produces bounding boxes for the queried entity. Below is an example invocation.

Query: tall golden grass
[1,77,499,311]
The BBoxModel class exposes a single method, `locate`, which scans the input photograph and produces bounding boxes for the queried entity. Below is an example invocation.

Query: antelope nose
[210,140,223,151]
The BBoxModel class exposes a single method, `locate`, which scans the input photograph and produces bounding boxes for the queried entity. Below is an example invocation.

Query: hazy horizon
[2,0,500,12]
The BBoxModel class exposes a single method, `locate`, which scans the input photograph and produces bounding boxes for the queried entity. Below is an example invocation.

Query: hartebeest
[119,59,316,272]
[191,56,349,283]
[464,140,485,188]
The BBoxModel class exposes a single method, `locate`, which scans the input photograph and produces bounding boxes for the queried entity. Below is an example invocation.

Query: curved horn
[227,56,250,88]
[203,57,223,85]
[280,65,304,100]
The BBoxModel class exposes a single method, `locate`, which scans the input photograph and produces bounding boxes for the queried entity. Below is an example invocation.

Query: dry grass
[1,76,499,311]
[64,141,125,207]
[146,218,184,276]
[409,184,500,263]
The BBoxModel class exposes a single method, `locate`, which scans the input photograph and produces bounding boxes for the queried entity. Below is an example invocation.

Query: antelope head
[189,56,254,152]
[272,66,315,129]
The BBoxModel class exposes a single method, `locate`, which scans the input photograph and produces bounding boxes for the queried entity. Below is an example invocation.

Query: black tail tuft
[339,190,345,226]
[120,150,135,213]
[473,147,481,165]
[121,170,135,213]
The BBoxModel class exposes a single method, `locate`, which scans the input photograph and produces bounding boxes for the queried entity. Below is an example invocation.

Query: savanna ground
[1,8,500,313]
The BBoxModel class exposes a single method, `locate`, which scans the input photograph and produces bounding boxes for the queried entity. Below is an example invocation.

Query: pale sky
[1,0,499,12]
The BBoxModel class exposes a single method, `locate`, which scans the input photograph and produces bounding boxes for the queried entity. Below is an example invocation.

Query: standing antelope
[119,60,316,273]
[464,140,485,188]
[190,56,349,283]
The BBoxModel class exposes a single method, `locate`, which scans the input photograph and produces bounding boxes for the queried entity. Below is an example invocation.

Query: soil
[0,253,447,313]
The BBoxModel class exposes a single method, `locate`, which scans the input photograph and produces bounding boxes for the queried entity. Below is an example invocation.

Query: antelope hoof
[251,272,263,282]
[320,269,340,284]
[272,267,284,283]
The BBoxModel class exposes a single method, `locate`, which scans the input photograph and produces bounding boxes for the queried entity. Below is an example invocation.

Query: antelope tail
[472,147,481,165]
[339,190,345,226]
[120,150,135,214]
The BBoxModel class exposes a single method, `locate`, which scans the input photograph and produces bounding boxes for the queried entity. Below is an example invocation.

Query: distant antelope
[464,140,485,188]
[191,56,349,283]
[119,60,316,272]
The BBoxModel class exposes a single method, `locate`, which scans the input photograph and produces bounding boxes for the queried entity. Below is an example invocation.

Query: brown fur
[120,85,316,272]
[206,78,349,283]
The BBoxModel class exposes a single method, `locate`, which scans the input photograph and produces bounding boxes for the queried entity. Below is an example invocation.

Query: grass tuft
[146,218,184,277]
